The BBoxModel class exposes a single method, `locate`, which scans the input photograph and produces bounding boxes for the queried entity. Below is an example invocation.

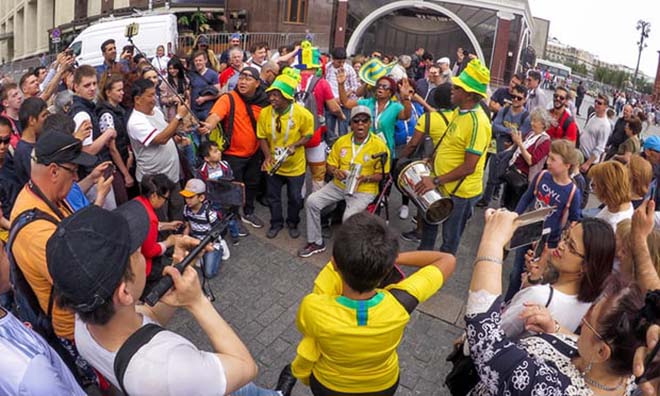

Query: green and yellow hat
[295,40,321,70]
[359,58,394,86]
[451,58,490,98]
[266,67,301,100]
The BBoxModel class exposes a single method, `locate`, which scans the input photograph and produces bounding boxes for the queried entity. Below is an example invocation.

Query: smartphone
[506,207,555,251]
[102,165,115,180]
[650,183,657,202]
[532,228,551,261]
[124,23,139,39]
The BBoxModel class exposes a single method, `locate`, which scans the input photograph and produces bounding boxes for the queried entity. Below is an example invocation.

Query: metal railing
[177,32,330,57]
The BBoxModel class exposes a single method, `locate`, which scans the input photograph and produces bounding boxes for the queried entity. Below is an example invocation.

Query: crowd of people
[0,32,660,396]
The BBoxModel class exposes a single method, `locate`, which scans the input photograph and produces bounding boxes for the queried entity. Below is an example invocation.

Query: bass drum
[397,160,453,225]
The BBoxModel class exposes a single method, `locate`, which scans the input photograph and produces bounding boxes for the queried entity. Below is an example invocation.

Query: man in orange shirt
[200,67,270,229]
[9,130,99,384]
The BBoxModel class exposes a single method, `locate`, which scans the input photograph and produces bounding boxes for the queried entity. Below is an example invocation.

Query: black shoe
[475,198,489,208]
[267,226,282,239]
[242,213,265,229]
[236,221,250,237]
[275,364,297,396]
[288,226,301,239]
[400,229,421,243]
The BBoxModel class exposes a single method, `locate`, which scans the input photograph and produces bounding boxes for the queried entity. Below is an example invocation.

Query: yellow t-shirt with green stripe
[327,132,391,195]
[292,262,444,393]
[433,106,491,198]
[413,109,455,147]
[256,103,314,177]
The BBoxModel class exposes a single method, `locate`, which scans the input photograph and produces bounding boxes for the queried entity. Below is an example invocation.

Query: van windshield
[69,42,82,57]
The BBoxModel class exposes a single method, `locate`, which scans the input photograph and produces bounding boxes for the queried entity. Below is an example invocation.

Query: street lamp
[633,20,651,93]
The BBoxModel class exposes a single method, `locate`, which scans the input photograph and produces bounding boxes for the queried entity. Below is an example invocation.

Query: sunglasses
[595,100,605,105]
[351,116,370,124]
[376,84,391,91]
[0,136,10,145]
[511,95,525,101]
[553,94,566,101]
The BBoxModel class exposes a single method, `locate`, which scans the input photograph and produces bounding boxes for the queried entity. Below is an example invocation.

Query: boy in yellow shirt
[257,68,313,239]
[283,212,455,395]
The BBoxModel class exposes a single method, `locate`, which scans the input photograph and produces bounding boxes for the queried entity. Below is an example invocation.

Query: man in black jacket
[605,104,633,160]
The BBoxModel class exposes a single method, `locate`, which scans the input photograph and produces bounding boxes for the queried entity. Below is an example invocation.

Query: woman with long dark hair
[161,57,190,122]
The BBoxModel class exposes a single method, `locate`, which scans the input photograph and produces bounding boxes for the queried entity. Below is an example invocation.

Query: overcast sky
[529,0,660,79]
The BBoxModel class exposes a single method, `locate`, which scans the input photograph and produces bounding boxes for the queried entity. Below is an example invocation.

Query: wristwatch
[433,176,441,186]
[175,114,183,122]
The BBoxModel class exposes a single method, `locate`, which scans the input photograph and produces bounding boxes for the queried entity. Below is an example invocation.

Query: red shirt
[547,109,578,142]
[134,195,164,276]
[219,67,238,88]
[298,73,334,148]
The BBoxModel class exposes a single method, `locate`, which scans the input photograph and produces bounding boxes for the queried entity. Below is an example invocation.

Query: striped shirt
[0,309,86,395]
[183,201,219,241]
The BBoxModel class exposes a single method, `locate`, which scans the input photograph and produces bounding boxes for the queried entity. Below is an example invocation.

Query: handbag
[501,165,529,211]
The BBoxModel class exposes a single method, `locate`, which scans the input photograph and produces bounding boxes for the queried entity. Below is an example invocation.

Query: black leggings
[310,373,399,396]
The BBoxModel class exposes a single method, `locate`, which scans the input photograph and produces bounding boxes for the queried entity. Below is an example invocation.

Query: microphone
[371,152,388,160]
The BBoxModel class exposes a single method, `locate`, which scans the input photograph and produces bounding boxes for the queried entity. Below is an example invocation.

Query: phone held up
[506,207,555,251]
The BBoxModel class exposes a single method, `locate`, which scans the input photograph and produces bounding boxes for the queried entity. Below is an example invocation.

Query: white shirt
[595,203,634,231]
[0,310,86,396]
[501,285,592,339]
[127,107,180,183]
[74,314,227,396]
[73,112,94,146]
[151,56,171,76]
[580,114,611,163]
[502,285,591,338]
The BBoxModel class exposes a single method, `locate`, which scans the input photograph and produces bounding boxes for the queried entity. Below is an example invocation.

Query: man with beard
[546,86,578,143]
[605,104,633,160]
[298,106,389,258]
[201,67,270,231]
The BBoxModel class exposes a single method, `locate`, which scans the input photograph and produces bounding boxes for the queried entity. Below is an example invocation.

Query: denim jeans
[419,194,481,255]
[504,247,528,302]
[266,173,305,229]
[228,218,240,238]
[0,291,13,309]
[325,108,350,147]
[230,382,281,396]
[201,246,223,279]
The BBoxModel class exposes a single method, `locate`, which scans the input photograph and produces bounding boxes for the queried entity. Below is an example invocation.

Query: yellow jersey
[327,132,390,195]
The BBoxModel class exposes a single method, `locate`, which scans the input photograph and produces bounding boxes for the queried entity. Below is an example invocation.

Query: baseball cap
[230,33,241,40]
[180,178,206,198]
[239,66,260,80]
[644,135,660,152]
[34,131,97,168]
[46,201,149,312]
[198,35,209,45]
[350,105,371,120]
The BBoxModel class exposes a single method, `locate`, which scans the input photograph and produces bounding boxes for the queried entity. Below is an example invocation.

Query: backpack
[533,170,577,229]
[213,92,258,152]
[500,106,529,130]
[7,208,82,383]
[559,111,580,149]
[113,323,165,396]
[294,76,323,147]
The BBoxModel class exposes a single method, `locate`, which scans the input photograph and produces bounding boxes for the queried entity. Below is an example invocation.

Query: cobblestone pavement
[167,93,659,395]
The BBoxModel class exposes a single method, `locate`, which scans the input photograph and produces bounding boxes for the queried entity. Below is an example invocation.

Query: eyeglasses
[157,193,170,200]
[581,312,612,350]
[376,84,391,91]
[553,94,566,101]
[511,95,525,101]
[0,136,10,145]
[560,228,585,258]
[56,163,78,174]
[238,73,257,81]
[595,100,605,106]
[351,116,370,124]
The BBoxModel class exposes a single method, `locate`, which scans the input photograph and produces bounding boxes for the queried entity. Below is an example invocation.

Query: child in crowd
[197,140,243,244]
[180,178,229,279]
[504,139,582,302]
[287,212,455,396]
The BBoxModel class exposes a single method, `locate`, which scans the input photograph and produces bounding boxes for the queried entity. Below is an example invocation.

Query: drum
[397,160,453,225]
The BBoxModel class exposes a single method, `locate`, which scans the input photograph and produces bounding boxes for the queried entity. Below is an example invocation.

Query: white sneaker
[220,239,230,260]
[399,205,409,219]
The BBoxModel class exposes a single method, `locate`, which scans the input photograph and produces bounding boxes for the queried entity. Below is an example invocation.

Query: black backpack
[559,111,581,149]
[7,208,82,383]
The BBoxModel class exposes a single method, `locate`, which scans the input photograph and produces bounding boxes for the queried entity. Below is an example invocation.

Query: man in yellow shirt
[257,68,313,239]
[286,212,455,395]
[299,105,390,258]
[413,59,492,255]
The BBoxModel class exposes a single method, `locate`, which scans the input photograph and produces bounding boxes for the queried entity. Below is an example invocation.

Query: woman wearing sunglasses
[462,207,659,395]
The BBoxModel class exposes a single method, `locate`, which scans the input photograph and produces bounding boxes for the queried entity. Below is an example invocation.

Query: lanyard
[350,133,370,166]
[403,105,419,136]
[373,100,390,131]
[28,180,70,220]
[271,105,295,145]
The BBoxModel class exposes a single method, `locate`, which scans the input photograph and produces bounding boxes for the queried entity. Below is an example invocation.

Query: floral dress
[465,293,635,395]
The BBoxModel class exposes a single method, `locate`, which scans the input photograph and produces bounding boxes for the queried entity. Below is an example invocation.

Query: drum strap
[428,117,467,196]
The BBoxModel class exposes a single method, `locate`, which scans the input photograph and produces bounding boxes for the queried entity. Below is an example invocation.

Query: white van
[68,14,178,67]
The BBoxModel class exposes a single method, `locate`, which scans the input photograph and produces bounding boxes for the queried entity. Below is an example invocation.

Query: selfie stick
[143,214,233,306]
[124,23,201,126]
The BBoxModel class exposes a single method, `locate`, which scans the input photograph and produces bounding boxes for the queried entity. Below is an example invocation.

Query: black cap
[34,131,97,168]
[332,47,347,60]
[46,201,150,312]
[240,66,260,80]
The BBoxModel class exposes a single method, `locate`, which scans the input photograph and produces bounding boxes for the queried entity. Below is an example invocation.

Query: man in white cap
[299,105,390,258]
[437,57,453,85]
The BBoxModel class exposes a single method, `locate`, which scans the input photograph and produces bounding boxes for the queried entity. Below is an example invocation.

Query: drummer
[298,105,390,258]
[411,59,492,255]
